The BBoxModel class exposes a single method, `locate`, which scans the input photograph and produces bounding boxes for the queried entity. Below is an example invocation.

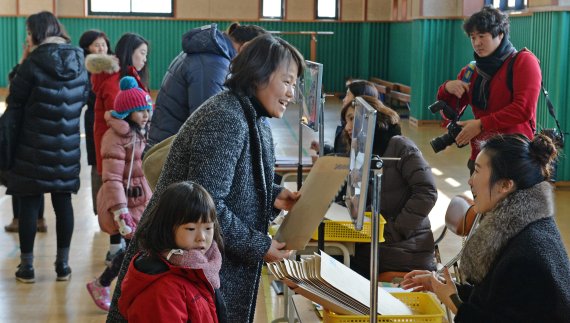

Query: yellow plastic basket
[311,213,386,243]
[323,292,445,323]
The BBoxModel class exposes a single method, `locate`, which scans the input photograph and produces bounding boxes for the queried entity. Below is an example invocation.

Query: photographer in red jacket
[436,6,541,174]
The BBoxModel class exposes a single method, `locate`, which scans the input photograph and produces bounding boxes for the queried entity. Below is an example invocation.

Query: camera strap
[507,49,565,138]
[457,62,476,119]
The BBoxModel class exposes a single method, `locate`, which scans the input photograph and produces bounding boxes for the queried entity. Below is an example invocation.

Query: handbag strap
[126,133,136,191]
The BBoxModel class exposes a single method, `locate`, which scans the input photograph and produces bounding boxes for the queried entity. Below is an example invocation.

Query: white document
[319,252,413,315]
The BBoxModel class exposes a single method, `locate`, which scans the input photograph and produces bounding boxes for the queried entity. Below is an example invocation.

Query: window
[88,0,173,17]
[261,0,284,19]
[316,0,338,19]
[485,0,527,11]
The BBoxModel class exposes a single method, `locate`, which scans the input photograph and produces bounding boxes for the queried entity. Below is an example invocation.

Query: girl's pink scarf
[165,241,222,289]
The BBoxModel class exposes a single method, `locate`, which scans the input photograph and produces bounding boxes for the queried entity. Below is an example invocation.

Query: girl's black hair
[26,11,70,45]
[79,29,113,56]
[137,181,224,254]
[463,6,510,38]
[226,22,267,44]
[125,117,149,141]
[114,33,149,89]
[480,133,558,190]
[339,96,400,154]
[347,81,379,99]
[225,34,305,97]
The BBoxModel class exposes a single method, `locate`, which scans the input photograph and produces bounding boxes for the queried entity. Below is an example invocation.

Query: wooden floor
[1,96,569,322]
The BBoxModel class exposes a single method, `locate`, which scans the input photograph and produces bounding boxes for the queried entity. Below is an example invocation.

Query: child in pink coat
[86,76,152,311]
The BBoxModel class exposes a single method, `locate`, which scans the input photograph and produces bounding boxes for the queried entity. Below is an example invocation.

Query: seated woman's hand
[400,270,436,292]
[263,240,291,262]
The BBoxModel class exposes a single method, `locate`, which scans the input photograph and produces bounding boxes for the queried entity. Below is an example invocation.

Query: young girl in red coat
[86,76,152,311]
[118,181,227,323]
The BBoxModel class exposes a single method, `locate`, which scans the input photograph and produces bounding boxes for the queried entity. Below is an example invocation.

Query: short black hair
[137,181,224,255]
[26,11,70,45]
[227,22,267,44]
[115,33,149,89]
[480,134,558,190]
[225,34,305,97]
[79,29,112,57]
[463,6,509,38]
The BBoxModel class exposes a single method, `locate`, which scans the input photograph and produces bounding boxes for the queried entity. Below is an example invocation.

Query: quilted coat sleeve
[6,60,34,113]
[99,131,128,213]
[392,139,438,240]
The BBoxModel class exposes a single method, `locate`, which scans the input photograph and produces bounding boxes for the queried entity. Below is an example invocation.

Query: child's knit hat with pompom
[112,76,153,119]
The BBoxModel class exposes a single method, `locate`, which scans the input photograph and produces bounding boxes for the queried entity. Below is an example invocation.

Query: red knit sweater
[437,50,541,161]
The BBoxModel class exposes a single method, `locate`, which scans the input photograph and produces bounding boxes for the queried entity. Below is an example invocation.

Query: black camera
[125,186,142,198]
[428,100,467,153]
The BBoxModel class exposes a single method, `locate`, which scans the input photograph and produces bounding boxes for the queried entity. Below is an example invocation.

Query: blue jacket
[148,24,237,147]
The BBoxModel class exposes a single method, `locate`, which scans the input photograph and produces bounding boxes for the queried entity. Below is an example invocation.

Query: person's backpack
[506,48,565,149]
[142,134,175,191]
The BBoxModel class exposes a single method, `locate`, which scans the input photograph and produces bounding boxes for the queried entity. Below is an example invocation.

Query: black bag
[0,108,23,170]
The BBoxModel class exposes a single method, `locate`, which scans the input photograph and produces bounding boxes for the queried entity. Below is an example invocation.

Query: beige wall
[529,0,556,7]
[1,0,567,20]
[58,0,84,16]
[20,0,53,15]
[341,0,365,21]
[367,0,392,21]
[422,0,459,17]
[0,0,17,15]
[177,0,211,19]
[287,0,314,20]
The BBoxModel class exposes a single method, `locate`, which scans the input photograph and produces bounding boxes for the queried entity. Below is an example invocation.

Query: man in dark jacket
[147,23,266,148]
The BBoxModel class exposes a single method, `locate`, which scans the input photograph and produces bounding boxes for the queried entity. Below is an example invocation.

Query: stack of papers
[267,251,413,316]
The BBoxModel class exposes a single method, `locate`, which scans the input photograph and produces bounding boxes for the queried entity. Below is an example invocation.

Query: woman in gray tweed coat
[107,34,305,323]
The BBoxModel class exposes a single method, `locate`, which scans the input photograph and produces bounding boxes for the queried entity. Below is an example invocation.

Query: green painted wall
[1,12,569,179]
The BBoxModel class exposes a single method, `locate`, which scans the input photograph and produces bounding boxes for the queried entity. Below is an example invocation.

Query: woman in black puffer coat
[5,11,88,284]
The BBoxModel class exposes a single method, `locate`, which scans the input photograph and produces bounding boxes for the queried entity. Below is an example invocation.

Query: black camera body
[428,100,467,153]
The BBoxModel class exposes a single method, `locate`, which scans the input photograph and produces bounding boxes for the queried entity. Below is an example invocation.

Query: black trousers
[17,193,74,254]
[12,195,44,220]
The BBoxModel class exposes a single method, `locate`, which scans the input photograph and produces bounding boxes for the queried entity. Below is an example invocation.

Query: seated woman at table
[401,134,570,322]
[346,95,438,279]
[310,80,378,156]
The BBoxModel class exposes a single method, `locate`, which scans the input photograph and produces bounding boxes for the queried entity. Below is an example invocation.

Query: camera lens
[430,133,455,153]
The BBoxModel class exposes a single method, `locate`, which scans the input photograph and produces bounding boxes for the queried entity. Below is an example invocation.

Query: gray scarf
[460,181,553,284]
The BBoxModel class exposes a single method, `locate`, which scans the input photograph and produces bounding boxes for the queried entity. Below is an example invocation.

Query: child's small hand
[263,240,291,262]
[310,140,320,151]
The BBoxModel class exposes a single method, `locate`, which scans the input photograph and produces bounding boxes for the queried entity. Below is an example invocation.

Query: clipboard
[274,156,349,250]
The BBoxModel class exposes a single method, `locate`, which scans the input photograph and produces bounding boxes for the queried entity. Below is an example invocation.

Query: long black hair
[26,11,70,45]
[114,33,149,88]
